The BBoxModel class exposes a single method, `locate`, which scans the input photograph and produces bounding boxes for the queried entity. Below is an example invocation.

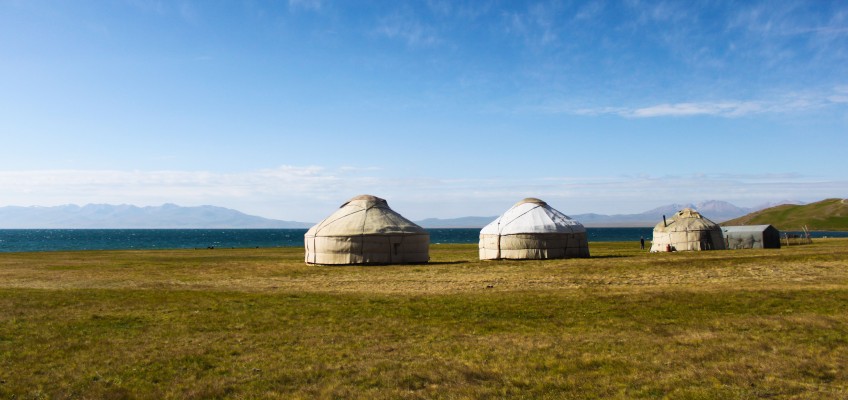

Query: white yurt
[479,198,590,260]
[650,208,726,252]
[304,195,429,265]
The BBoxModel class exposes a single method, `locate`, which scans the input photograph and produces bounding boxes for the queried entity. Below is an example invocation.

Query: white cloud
[568,87,848,118]
[627,101,763,117]
[0,166,344,218]
[1,168,843,222]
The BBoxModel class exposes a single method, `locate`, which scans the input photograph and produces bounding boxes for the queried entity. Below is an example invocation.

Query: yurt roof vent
[513,197,547,207]
[677,208,702,218]
[342,194,388,208]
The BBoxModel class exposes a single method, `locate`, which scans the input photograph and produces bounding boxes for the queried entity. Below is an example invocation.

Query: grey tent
[479,198,589,260]
[722,225,781,249]
[650,208,726,252]
[304,195,429,265]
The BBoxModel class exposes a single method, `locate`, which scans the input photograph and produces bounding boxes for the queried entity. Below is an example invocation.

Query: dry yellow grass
[1,240,846,294]
[1,239,847,399]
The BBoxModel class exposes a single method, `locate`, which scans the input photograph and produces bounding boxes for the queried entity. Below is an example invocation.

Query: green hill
[722,198,848,231]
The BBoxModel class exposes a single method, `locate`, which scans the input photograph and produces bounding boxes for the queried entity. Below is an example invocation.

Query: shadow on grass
[337,261,472,267]
[589,255,633,259]
[475,256,633,261]
[427,261,471,265]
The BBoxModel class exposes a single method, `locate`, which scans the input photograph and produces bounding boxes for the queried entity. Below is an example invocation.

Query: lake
[1,228,844,252]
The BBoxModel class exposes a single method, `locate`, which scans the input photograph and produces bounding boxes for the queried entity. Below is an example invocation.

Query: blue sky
[1,0,846,221]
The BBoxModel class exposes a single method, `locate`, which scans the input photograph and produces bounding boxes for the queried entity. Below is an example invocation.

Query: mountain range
[417,200,804,228]
[0,204,311,229]
[0,200,804,229]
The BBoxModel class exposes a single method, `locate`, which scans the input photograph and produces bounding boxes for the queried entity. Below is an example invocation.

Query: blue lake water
[0,228,845,253]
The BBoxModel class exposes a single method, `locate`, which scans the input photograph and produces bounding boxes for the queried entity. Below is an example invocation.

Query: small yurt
[722,225,781,249]
[650,208,726,252]
[304,195,429,265]
[479,198,590,260]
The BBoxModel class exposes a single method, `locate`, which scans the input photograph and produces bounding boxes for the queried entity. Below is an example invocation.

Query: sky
[1,0,846,222]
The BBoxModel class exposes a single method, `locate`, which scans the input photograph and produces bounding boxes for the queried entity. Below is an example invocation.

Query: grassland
[1,240,847,399]
[723,198,848,231]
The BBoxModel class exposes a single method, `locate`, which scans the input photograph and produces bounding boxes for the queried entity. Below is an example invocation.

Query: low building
[721,225,781,249]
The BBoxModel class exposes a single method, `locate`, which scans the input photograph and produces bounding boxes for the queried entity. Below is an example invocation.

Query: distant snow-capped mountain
[640,200,755,222]
[416,200,801,228]
[415,216,497,228]
[2,200,807,229]
[0,204,313,229]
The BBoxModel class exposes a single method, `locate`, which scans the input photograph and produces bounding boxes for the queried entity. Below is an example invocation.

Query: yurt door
[390,236,403,263]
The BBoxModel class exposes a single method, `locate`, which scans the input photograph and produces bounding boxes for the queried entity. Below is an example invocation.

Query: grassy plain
[1,240,847,399]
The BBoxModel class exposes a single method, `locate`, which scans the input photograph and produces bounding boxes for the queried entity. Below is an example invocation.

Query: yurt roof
[481,198,585,235]
[306,195,427,237]
[721,225,776,233]
[653,208,720,232]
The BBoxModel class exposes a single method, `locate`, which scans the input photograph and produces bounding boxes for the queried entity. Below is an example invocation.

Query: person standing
[640,236,645,250]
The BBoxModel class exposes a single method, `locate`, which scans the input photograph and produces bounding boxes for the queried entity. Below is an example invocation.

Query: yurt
[722,225,781,249]
[479,198,590,260]
[304,195,429,265]
[650,208,726,252]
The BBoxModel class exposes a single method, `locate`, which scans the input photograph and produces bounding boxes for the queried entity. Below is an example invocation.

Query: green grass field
[2,240,847,399]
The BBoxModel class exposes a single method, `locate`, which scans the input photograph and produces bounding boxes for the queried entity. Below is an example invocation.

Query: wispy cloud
[375,10,440,47]
[725,3,848,69]
[124,0,199,24]
[178,2,199,25]
[625,101,764,117]
[123,0,166,15]
[574,1,605,22]
[501,2,562,48]
[568,87,848,118]
[627,0,691,25]
[425,0,493,20]
[572,101,746,118]
[828,85,848,103]
[288,0,322,12]
[1,168,843,221]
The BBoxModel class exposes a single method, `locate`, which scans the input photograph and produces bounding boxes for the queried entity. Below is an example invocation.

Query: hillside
[722,198,848,231]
